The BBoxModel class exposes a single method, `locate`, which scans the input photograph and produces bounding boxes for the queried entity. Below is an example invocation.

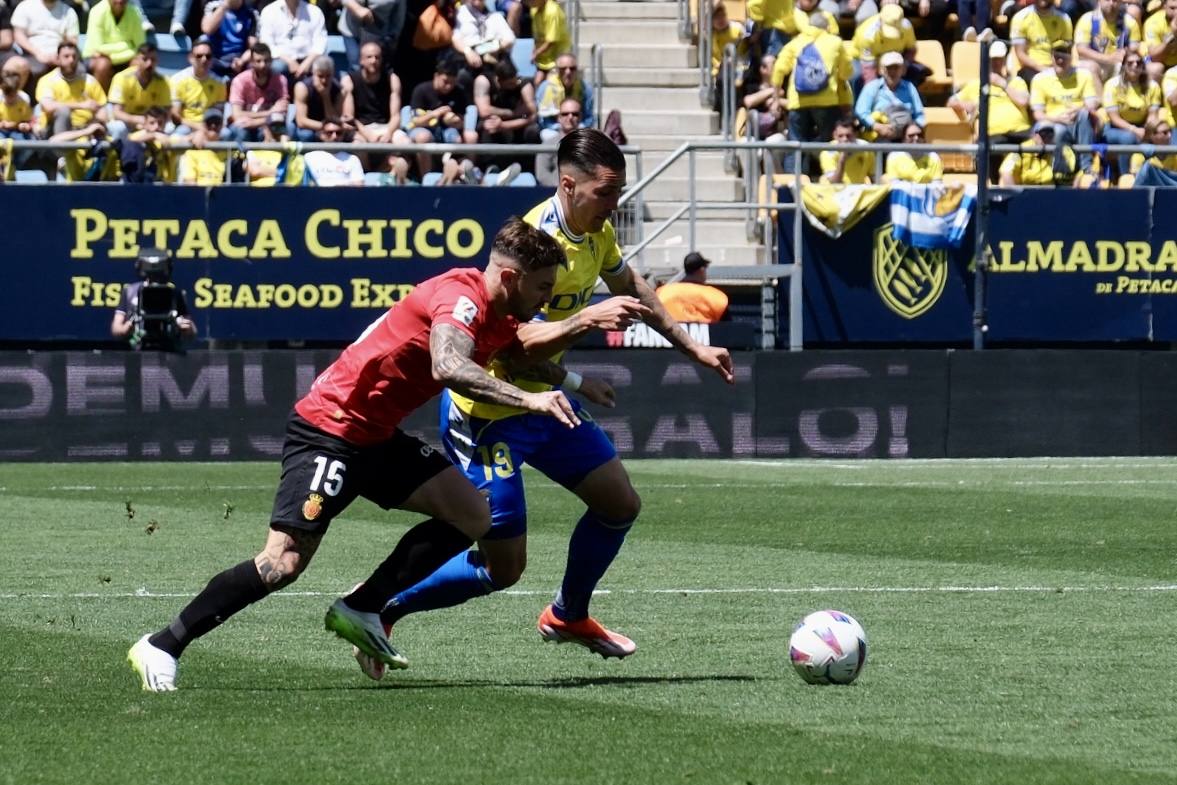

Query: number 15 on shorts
[311,456,346,496]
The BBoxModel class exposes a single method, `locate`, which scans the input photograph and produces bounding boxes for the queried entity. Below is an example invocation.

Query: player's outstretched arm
[431,324,581,427]
[503,356,617,408]
[605,266,735,384]
[514,295,650,358]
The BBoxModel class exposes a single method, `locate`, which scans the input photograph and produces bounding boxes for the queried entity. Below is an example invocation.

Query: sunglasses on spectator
[193,52,212,59]
[321,128,342,136]
[559,110,581,117]
[558,65,577,72]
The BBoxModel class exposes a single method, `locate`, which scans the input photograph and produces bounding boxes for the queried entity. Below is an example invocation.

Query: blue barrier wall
[1,185,548,342]
[782,188,1177,343]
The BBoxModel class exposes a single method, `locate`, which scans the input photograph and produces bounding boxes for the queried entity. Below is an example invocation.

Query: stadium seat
[941,172,977,187]
[511,38,537,80]
[509,171,537,186]
[950,41,981,92]
[915,40,952,98]
[364,171,388,186]
[153,33,191,77]
[924,106,974,172]
[326,35,350,75]
[14,169,49,184]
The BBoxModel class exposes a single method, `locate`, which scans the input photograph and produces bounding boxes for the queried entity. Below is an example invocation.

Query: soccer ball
[788,610,868,685]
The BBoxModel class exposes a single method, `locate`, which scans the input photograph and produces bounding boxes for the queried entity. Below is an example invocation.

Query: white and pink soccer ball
[788,610,868,685]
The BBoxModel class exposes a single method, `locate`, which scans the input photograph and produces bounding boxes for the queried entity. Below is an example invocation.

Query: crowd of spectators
[716,0,1177,186]
[0,0,590,184]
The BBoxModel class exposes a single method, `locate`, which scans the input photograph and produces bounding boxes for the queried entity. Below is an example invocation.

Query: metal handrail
[568,0,582,61]
[677,0,693,40]
[590,43,604,130]
[697,0,714,108]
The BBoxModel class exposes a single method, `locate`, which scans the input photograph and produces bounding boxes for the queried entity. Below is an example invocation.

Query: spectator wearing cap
[257,0,327,82]
[171,37,229,135]
[82,0,146,93]
[228,43,288,142]
[1030,39,1101,172]
[883,122,942,182]
[855,50,924,141]
[1011,0,1074,85]
[291,54,345,142]
[949,40,1032,182]
[656,252,730,324]
[848,1,915,87]
[177,108,231,183]
[1075,0,1141,94]
[1000,119,1076,185]
[201,0,259,78]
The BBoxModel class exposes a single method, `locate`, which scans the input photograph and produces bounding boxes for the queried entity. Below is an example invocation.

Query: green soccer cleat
[324,598,408,671]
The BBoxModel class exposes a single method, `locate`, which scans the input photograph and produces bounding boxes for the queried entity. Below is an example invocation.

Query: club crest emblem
[302,493,324,521]
[873,222,947,319]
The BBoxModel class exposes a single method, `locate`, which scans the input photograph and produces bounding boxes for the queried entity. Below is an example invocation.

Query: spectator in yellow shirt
[1163,63,1177,123]
[107,43,173,140]
[747,0,798,57]
[884,123,943,182]
[1127,119,1177,177]
[711,2,747,78]
[0,59,34,165]
[849,2,918,88]
[1075,0,1141,91]
[1010,0,1074,84]
[1000,121,1076,184]
[773,13,851,171]
[949,41,1031,181]
[1103,51,1161,174]
[526,0,570,81]
[82,0,146,93]
[1030,40,1100,172]
[657,252,730,324]
[819,118,877,182]
[820,0,879,27]
[35,40,107,135]
[1143,0,1177,81]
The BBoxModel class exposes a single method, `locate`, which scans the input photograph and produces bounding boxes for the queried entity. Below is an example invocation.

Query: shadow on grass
[204,674,764,693]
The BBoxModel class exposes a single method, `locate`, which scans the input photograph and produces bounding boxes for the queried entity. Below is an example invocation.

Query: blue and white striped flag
[889,181,976,250]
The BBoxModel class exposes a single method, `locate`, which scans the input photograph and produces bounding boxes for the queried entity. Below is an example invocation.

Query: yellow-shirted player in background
[352,129,735,679]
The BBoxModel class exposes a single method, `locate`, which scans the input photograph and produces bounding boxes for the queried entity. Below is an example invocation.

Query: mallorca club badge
[302,493,324,521]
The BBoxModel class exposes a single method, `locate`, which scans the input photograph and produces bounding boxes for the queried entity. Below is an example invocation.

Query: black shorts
[270,413,453,535]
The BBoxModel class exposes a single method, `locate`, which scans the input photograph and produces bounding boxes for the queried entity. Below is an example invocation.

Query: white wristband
[560,371,583,392]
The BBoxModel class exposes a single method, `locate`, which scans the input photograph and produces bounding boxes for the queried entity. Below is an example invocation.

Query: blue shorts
[439,389,617,540]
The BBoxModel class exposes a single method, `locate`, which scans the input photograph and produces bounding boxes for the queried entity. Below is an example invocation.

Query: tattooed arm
[430,324,581,426]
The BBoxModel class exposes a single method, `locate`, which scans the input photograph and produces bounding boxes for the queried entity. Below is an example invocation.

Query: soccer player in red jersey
[128,218,577,691]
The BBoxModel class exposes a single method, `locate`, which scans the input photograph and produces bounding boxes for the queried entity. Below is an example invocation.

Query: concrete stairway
[578,0,764,274]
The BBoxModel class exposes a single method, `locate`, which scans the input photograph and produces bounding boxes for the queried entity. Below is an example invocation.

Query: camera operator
[111,248,197,351]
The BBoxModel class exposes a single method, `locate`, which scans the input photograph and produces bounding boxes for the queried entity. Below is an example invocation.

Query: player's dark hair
[491,218,567,272]
[557,128,625,178]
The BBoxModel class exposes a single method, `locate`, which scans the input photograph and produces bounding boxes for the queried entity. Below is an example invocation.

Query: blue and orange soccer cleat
[537,604,637,659]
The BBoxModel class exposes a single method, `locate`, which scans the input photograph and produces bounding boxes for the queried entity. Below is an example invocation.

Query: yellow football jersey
[450,196,625,421]
[109,69,172,115]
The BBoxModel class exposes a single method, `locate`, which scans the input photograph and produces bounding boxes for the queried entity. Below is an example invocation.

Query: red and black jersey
[296,268,520,446]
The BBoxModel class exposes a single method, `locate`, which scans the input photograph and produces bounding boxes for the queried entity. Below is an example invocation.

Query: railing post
[789,142,804,351]
[688,148,697,253]
[698,0,714,107]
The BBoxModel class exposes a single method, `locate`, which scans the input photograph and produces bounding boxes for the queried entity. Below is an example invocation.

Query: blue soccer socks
[552,511,634,622]
[380,549,498,626]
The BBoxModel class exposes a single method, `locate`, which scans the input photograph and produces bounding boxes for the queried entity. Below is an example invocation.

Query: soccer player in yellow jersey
[1011,0,1074,83]
[354,129,734,674]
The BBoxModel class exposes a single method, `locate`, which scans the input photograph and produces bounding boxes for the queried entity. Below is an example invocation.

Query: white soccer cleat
[324,598,408,671]
[127,634,178,692]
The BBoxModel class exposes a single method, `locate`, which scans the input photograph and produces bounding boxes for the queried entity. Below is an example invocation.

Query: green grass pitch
[2,458,1177,785]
